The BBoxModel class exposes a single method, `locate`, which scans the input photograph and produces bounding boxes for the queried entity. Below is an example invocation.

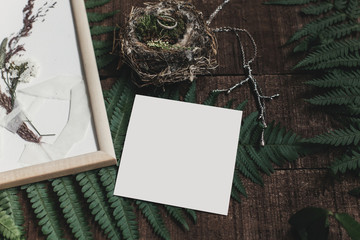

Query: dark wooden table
[23,0,360,239]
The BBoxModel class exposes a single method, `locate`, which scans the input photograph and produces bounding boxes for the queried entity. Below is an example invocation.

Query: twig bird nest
[118,0,218,87]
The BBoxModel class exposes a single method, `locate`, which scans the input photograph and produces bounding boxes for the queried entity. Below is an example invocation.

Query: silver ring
[157,16,178,30]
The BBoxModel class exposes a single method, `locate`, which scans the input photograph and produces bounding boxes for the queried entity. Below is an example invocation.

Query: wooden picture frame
[0,0,116,189]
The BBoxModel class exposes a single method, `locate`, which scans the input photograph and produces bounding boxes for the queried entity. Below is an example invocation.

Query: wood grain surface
[21,0,360,239]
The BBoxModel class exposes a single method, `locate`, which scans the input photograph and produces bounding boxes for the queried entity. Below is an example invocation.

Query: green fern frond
[245,145,274,175]
[22,183,64,240]
[85,0,111,9]
[331,148,360,174]
[202,91,220,106]
[104,72,130,118]
[346,0,360,19]
[306,87,360,106]
[156,85,180,100]
[301,2,334,15]
[288,12,347,44]
[237,146,264,186]
[320,23,360,40]
[51,177,93,240]
[232,170,248,199]
[308,125,360,146]
[259,123,302,166]
[93,40,113,50]
[87,12,117,23]
[76,171,121,240]
[236,100,248,111]
[303,54,360,69]
[231,187,243,203]
[0,208,22,240]
[99,167,139,240]
[264,0,317,5]
[334,0,348,10]
[164,206,190,231]
[320,104,360,117]
[0,188,24,229]
[239,112,260,144]
[93,40,114,61]
[184,81,197,103]
[96,54,116,71]
[306,70,360,88]
[90,26,116,36]
[136,201,170,240]
[185,209,197,224]
[295,40,360,68]
[234,114,305,197]
[94,47,111,58]
[106,79,135,159]
[346,104,360,115]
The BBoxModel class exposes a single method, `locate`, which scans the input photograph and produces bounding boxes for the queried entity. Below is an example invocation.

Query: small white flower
[6,55,38,83]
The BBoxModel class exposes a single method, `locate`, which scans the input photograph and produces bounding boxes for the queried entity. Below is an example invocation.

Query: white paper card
[114,95,242,215]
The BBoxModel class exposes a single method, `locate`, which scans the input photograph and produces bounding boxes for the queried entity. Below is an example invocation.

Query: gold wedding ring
[157,15,178,30]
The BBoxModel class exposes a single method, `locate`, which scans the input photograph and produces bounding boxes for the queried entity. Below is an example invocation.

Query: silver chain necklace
[207,1,279,146]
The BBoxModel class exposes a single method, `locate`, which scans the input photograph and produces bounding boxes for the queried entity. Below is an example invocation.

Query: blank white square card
[114,95,242,215]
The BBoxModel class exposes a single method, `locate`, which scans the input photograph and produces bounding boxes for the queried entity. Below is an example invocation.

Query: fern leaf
[92,40,113,50]
[306,70,360,88]
[99,167,139,240]
[0,188,24,229]
[331,148,360,174]
[301,2,333,15]
[231,187,243,203]
[90,26,115,35]
[164,206,190,231]
[287,12,346,44]
[76,171,122,240]
[232,170,248,198]
[96,54,116,70]
[264,0,317,5]
[85,0,111,9]
[107,80,136,159]
[245,145,274,175]
[237,146,264,186]
[202,91,220,106]
[184,81,196,103]
[185,209,197,224]
[236,100,248,111]
[94,47,111,58]
[104,74,128,119]
[239,112,260,144]
[156,86,180,100]
[136,201,170,240]
[321,23,360,40]
[235,117,305,196]
[295,40,360,68]
[87,12,116,23]
[346,0,360,19]
[0,208,22,240]
[334,0,348,10]
[321,104,360,117]
[224,99,235,109]
[308,125,360,146]
[51,177,93,240]
[303,54,360,69]
[306,87,360,106]
[22,183,64,240]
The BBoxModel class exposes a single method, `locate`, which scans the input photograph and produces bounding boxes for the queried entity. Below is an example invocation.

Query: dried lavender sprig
[0,89,40,143]
[6,0,57,61]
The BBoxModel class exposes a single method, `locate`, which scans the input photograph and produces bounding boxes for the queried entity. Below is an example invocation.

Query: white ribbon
[16,76,91,165]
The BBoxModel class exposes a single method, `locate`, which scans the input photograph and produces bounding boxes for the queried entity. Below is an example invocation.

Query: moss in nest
[135,14,187,45]
[118,0,218,87]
